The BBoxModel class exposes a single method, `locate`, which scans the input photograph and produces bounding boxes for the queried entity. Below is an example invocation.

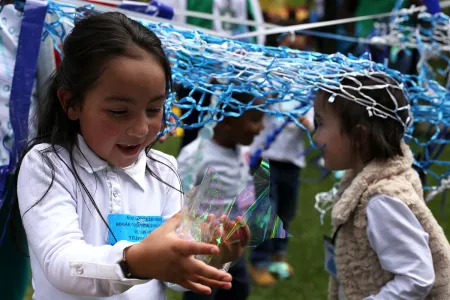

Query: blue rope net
[22,2,450,201]
[374,10,450,85]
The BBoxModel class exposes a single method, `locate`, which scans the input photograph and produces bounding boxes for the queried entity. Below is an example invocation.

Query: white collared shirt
[18,135,183,299]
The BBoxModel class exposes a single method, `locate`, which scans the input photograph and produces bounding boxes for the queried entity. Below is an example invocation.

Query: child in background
[313,74,450,299]
[248,105,313,286]
[15,12,251,300]
[178,92,265,300]
[248,24,314,286]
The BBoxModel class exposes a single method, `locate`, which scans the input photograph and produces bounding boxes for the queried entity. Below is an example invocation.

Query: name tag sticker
[324,235,338,279]
[108,214,163,245]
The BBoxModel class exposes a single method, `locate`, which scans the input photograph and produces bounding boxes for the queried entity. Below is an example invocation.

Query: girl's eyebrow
[150,95,167,102]
[104,95,166,103]
[105,96,132,103]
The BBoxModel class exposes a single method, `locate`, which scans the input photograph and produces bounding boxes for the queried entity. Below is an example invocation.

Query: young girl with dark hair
[15,12,248,300]
[314,74,450,300]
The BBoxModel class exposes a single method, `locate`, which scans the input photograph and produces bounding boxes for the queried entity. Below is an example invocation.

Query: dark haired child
[313,74,450,299]
[15,12,251,300]
[248,22,313,286]
[178,91,265,300]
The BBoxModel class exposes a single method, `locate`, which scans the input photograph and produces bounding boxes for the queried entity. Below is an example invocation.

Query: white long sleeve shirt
[18,135,183,299]
[338,194,435,300]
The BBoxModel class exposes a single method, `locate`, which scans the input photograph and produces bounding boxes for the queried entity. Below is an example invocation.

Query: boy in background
[248,23,314,287]
[178,91,265,300]
[248,104,313,286]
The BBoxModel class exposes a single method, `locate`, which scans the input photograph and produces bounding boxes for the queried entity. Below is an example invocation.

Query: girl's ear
[57,88,80,121]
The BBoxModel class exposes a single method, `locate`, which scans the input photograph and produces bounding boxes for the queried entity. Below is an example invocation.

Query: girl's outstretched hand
[125,213,232,294]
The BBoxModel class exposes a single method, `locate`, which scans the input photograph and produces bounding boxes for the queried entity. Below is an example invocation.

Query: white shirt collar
[74,135,147,190]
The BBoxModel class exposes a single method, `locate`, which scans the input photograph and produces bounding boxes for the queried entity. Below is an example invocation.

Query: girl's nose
[127,115,149,138]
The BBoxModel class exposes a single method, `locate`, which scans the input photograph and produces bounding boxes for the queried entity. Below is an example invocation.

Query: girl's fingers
[206,214,216,242]
[203,214,217,244]
[200,223,210,243]
[223,216,233,232]
[190,275,232,290]
[162,212,182,231]
[218,216,232,233]
[234,216,250,242]
[209,224,216,239]
[206,214,216,225]
[174,239,220,256]
[182,280,212,295]
[214,225,225,245]
[190,258,233,282]
[219,215,229,224]
[224,216,242,242]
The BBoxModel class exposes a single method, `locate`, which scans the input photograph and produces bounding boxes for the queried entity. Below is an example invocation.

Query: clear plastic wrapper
[176,161,288,271]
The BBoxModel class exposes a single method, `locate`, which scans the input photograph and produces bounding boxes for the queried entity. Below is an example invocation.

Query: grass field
[25,136,450,300]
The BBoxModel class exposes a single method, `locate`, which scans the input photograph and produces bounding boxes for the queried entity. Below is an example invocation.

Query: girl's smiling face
[60,49,167,168]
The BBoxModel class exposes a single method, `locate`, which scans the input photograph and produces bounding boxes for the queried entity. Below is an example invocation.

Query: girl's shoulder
[22,143,70,166]
[18,143,72,185]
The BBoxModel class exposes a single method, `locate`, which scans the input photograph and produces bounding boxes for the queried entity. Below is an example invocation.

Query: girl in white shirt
[15,11,247,300]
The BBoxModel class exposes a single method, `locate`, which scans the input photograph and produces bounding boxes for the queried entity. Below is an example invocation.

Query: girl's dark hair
[12,12,180,246]
[317,74,409,163]
[41,12,172,145]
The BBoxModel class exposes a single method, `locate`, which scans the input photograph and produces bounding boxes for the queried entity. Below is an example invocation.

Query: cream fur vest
[328,141,450,300]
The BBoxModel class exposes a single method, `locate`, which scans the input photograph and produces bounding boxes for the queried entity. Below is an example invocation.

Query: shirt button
[76,267,84,275]
[113,191,119,198]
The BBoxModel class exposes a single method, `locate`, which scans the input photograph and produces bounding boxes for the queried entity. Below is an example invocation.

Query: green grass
[25,136,450,300]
